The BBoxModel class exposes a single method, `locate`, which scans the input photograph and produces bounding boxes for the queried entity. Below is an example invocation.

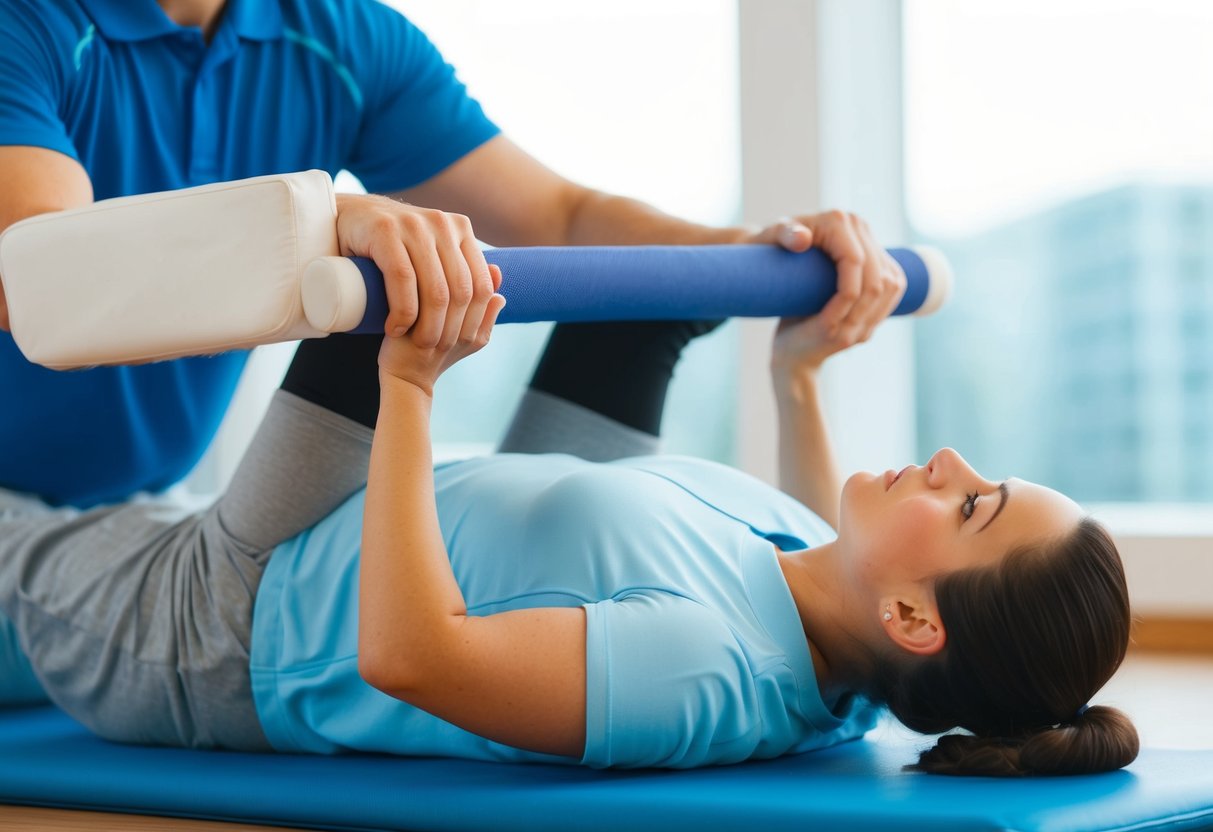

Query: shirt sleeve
[0,0,79,160]
[343,3,500,193]
[581,591,763,769]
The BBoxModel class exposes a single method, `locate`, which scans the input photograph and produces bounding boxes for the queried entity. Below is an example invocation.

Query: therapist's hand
[758,212,905,376]
[335,193,494,347]
[743,211,906,348]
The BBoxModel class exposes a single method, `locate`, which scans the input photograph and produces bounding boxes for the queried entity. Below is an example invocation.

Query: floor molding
[1131,616,1213,655]
[0,806,298,831]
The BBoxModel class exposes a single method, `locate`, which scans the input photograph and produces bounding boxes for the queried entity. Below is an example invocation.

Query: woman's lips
[887,465,914,490]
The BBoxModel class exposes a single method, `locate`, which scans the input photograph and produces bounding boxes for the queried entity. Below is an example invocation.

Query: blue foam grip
[346,244,932,333]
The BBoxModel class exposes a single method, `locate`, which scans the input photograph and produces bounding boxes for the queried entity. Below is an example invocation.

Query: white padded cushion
[0,170,339,369]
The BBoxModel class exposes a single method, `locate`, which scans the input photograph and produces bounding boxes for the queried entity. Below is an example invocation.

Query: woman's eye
[961,492,979,521]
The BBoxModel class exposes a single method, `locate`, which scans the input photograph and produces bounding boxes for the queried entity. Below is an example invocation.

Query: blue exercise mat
[2,705,1211,832]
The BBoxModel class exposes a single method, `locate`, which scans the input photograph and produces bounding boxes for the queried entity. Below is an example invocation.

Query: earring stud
[882,606,893,622]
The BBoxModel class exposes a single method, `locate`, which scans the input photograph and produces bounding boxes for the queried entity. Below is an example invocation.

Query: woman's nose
[926,447,965,488]
[927,447,987,490]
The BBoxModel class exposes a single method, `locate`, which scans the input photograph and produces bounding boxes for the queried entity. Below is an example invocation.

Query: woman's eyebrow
[978,481,1010,533]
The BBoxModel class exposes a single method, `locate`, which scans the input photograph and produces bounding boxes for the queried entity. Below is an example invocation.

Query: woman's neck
[776,542,877,704]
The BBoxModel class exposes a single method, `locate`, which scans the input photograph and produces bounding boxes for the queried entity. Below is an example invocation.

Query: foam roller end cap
[303,257,369,333]
[910,245,953,317]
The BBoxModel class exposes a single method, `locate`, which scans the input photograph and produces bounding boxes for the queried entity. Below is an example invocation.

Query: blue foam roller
[300,244,951,335]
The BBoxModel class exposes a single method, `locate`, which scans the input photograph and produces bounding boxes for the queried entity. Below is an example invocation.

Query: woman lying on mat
[0,229,1136,779]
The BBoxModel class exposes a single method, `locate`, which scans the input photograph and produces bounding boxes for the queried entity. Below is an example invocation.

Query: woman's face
[838,447,1085,589]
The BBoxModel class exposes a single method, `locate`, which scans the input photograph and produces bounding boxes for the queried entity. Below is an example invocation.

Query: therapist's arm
[0,146,94,332]
[397,134,905,329]
[0,146,486,345]
[396,134,747,248]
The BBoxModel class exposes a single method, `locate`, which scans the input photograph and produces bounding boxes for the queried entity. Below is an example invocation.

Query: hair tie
[1074,703,1091,721]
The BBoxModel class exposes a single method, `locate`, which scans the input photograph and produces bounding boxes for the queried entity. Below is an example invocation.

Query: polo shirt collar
[228,0,284,41]
[78,0,283,42]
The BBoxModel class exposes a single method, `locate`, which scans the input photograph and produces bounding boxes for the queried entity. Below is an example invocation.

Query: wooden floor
[0,809,292,831]
[2,650,1211,831]
[1098,650,1213,749]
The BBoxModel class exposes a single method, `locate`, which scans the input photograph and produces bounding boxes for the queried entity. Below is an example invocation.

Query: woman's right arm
[359,258,587,759]
[361,362,588,758]
[773,361,844,529]
[0,146,94,331]
[770,212,906,529]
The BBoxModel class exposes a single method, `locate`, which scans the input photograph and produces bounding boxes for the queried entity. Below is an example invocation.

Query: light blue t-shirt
[251,455,879,769]
[0,0,499,506]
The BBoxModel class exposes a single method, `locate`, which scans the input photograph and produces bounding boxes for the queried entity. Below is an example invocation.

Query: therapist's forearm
[395,137,760,248]
[560,186,751,247]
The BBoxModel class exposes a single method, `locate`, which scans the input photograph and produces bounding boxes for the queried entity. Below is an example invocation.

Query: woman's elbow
[357,642,421,698]
[358,617,463,698]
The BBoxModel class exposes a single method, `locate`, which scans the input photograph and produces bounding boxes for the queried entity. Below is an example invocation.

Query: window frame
[734,0,1212,618]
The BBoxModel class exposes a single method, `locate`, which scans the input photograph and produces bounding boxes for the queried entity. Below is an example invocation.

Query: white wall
[737,0,915,485]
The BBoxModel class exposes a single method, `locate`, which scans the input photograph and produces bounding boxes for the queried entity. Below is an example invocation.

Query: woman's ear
[880,598,946,656]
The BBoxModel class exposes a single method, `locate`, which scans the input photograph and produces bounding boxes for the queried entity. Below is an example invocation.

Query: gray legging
[0,386,655,750]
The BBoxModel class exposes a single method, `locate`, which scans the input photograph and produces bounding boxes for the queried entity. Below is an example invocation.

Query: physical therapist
[0,0,903,506]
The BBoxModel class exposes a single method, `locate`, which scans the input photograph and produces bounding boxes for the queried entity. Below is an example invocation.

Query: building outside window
[905,0,1213,505]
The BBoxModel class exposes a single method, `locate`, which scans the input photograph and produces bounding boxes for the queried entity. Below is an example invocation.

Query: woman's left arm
[770,212,907,529]
[359,280,586,759]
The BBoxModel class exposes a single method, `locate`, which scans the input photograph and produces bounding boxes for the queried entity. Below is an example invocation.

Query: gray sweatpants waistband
[497,388,659,460]
[0,390,373,750]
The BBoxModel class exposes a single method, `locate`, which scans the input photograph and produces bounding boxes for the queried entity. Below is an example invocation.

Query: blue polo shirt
[0,0,499,506]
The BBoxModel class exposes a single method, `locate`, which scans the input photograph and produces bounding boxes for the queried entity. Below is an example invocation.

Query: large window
[189,1,741,493]
[386,0,742,462]
[904,0,1213,504]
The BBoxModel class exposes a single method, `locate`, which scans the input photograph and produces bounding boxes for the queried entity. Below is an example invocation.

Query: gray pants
[0,387,655,750]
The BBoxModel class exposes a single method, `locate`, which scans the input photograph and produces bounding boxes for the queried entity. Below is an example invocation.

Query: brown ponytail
[871,518,1139,777]
[915,706,1139,777]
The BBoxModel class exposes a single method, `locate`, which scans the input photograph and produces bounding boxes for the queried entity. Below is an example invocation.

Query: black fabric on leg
[528,320,724,437]
[279,334,384,430]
